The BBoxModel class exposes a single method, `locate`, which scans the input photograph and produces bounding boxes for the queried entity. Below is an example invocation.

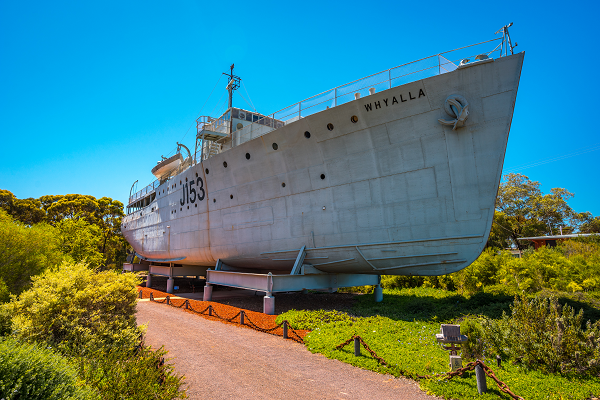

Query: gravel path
[137,300,436,400]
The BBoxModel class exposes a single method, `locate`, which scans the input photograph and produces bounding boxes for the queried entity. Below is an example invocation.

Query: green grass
[278,288,600,400]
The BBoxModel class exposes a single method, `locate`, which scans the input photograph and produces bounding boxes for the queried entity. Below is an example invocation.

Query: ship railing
[128,156,194,208]
[231,38,503,147]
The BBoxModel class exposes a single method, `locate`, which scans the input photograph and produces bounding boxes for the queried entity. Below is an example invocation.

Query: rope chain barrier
[336,335,523,400]
[142,290,304,344]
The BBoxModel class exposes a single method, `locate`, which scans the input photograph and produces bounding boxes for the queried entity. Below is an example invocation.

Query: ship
[122,26,523,308]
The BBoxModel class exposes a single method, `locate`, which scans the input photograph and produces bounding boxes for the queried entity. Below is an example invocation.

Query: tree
[0,189,45,226]
[0,209,64,294]
[491,173,587,249]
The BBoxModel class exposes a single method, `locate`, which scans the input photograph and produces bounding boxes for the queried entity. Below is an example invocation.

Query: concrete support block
[263,295,275,315]
[146,274,152,288]
[203,284,213,301]
[374,284,383,302]
[301,289,308,295]
[166,278,174,294]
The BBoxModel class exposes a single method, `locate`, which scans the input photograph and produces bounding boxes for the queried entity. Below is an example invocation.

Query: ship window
[252,114,259,122]
[320,174,326,180]
[245,153,250,160]
[187,205,189,209]
[195,204,197,207]
[272,143,278,150]
[237,123,243,130]
[327,123,334,131]
[304,131,311,138]
[351,115,358,123]
[282,182,286,187]
[180,208,182,211]
[213,199,216,203]
[230,194,233,199]
[223,162,227,168]
[246,113,251,121]
[185,177,188,182]
[206,168,209,174]
[195,172,198,177]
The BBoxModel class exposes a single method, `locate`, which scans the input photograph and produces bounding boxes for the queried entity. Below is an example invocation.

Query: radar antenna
[223,64,241,135]
[495,22,517,56]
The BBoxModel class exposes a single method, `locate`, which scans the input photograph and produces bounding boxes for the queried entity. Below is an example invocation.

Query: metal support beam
[290,246,306,275]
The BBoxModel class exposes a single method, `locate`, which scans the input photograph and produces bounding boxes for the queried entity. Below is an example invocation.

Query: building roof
[518,233,599,241]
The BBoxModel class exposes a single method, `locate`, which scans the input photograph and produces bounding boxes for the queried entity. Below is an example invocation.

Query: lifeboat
[151,153,183,180]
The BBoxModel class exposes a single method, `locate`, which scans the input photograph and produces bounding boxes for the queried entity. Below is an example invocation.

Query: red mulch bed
[137,286,309,341]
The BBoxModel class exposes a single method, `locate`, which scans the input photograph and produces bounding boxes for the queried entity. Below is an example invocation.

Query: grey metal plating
[122,50,524,277]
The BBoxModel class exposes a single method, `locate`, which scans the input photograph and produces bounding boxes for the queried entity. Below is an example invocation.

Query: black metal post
[283,321,288,339]
[208,305,212,316]
[166,296,170,305]
[475,363,487,394]
[354,337,361,356]
[240,311,244,325]
[496,355,501,368]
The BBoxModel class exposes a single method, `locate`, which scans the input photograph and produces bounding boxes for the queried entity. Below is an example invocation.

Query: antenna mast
[223,64,241,134]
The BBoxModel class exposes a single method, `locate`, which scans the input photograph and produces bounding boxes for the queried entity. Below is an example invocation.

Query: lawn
[277,288,600,400]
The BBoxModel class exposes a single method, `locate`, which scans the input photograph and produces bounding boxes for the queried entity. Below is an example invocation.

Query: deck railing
[129,38,504,208]
[232,38,502,146]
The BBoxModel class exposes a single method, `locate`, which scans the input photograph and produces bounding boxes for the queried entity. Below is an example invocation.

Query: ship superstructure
[122,27,523,312]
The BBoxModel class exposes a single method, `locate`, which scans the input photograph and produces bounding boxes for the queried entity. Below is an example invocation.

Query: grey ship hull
[122,53,524,276]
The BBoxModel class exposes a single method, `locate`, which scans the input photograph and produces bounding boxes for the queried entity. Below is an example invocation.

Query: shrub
[461,296,600,375]
[276,309,355,330]
[76,345,186,400]
[0,337,98,400]
[10,261,141,354]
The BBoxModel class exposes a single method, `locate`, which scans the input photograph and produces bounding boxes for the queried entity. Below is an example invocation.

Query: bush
[76,345,186,400]
[10,261,141,354]
[276,309,355,330]
[0,337,98,400]
[461,295,600,375]
[0,209,64,295]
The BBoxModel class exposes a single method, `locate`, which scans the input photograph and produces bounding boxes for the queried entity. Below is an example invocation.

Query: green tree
[56,218,104,269]
[0,209,64,295]
[0,189,45,226]
[492,173,583,249]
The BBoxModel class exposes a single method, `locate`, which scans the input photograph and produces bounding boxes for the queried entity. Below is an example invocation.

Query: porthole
[230,194,233,199]
[304,131,311,138]
[195,204,197,208]
[180,207,182,211]
[320,174,326,180]
[351,115,358,123]
[195,172,198,177]
[185,177,188,182]
[140,212,142,216]
[223,162,227,168]
[272,143,278,150]
[206,168,209,174]
[187,205,189,209]
[282,182,286,187]
[213,199,216,203]
[327,123,334,131]
[180,180,182,184]
[245,153,251,160]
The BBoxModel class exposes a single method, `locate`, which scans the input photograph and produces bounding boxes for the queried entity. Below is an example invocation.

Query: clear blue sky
[1,0,598,216]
